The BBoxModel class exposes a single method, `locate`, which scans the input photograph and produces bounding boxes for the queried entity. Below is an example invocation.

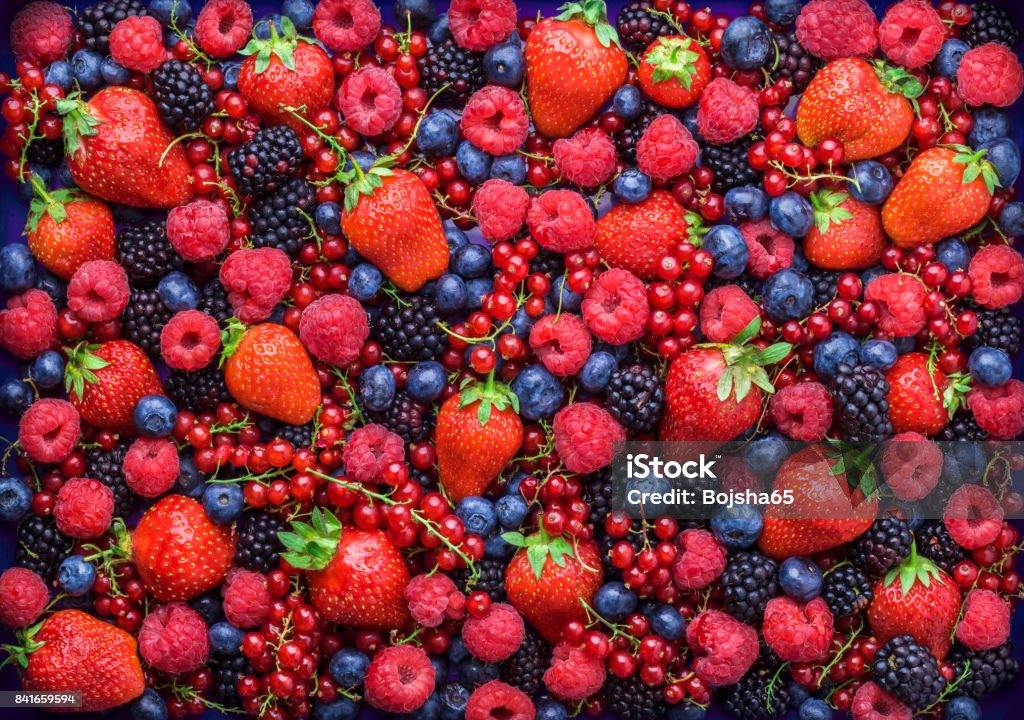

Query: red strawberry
[25,177,115,279]
[595,191,701,279]
[886,353,948,435]
[64,340,164,435]
[638,35,710,109]
[803,190,886,270]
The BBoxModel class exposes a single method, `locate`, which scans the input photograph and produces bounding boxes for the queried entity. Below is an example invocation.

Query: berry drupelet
[851,516,912,576]
[26,138,63,167]
[962,2,1021,48]
[805,267,840,307]
[531,248,568,278]
[117,220,183,288]
[821,563,873,618]
[247,177,317,256]
[120,288,173,358]
[962,303,1022,355]
[499,626,549,696]
[604,363,664,435]
[831,363,894,444]
[706,273,763,301]
[150,60,215,134]
[615,0,675,54]
[86,441,136,518]
[417,38,487,105]
[77,0,147,55]
[582,468,612,528]
[212,652,253,708]
[198,279,233,325]
[937,413,989,441]
[768,30,821,94]
[723,663,791,720]
[454,556,507,602]
[950,642,1020,700]
[872,635,946,710]
[702,138,763,193]
[615,99,664,165]
[604,671,668,720]
[369,391,433,443]
[915,520,967,573]
[227,126,304,198]
[166,365,232,413]
[273,421,317,449]
[375,295,447,361]
[234,511,286,574]
[721,551,779,624]
[14,514,73,582]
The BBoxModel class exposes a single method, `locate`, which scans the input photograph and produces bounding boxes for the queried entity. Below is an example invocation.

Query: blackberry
[78,0,147,54]
[212,652,252,707]
[198,279,232,324]
[120,288,173,357]
[604,671,667,720]
[417,38,486,105]
[724,664,791,720]
[962,2,1020,48]
[369,391,433,443]
[936,413,989,441]
[706,273,763,300]
[702,138,762,193]
[375,295,447,361]
[806,267,840,307]
[86,441,136,517]
[499,627,549,696]
[454,556,507,601]
[26,138,63,166]
[151,60,214,134]
[235,511,286,573]
[166,365,232,413]
[117,220,182,287]
[962,304,1021,355]
[15,515,73,582]
[604,363,664,435]
[872,635,945,710]
[851,517,912,576]
[831,363,893,445]
[615,0,674,54]
[821,563,873,617]
[616,99,664,165]
[248,177,317,256]
[721,551,779,624]
[950,642,1020,700]
[531,248,567,278]
[768,30,821,93]
[190,590,225,625]
[915,520,966,573]
[582,467,612,528]
[274,421,317,449]
[227,126,304,198]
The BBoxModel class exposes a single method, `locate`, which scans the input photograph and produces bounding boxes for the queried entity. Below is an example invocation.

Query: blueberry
[764,0,801,24]
[613,168,652,204]
[203,483,244,524]
[35,270,67,308]
[177,452,206,499]
[428,13,451,44]
[412,692,441,720]
[312,698,359,720]
[490,153,527,184]
[612,84,643,119]
[452,243,491,279]
[704,225,749,279]
[847,161,894,205]
[536,699,569,720]
[255,15,285,39]
[222,61,242,90]
[550,276,582,312]
[945,697,981,720]
[943,442,986,485]
[979,138,1020,188]
[45,60,74,91]
[0,379,33,417]
[711,504,763,549]
[359,364,396,412]
[149,0,192,26]
[1,244,38,293]
[71,49,104,90]
[458,657,499,687]
[456,141,493,184]
[743,433,788,476]
[484,532,516,559]
[484,42,526,87]
[465,277,494,310]
[0,477,32,522]
[770,191,815,236]
[455,496,497,536]
[799,697,832,720]
[314,201,342,235]
[133,394,178,438]
[30,351,65,389]
[131,689,169,720]
[418,112,460,158]
[762,269,813,322]
[329,648,371,687]
[720,16,772,71]
[157,271,199,311]
[594,581,638,620]
[1000,201,1024,237]
[860,265,888,289]
[395,0,437,29]
[779,556,822,601]
[668,704,706,720]
[724,185,769,223]
[812,331,861,381]
[446,226,470,259]
[435,273,468,313]
[20,166,49,200]
[647,603,686,640]
[860,339,898,371]
[511,364,564,420]
[348,263,383,301]
[495,494,528,529]
[968,346,1012,387]
[968,108,1011,148]
[281,0,315,28]
[933,38,969,79]
[57,555,97,596]
[208,621,244,655]
[440,682,470,720]
[935,237,971,272]
[407,361,447,402]
[580,351,618,393]
[101,57,131,86]
[892,335,916,355]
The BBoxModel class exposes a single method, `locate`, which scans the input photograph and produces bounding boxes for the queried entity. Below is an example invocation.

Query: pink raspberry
[769,382,833,442]
[529,314,592,377]
[124,438,180,498]
[54,477,114,539]
[67,260,129,322]
[364,645,435,713]
[851,682,912,720]
[718,456,764,494]
[194,0,253,57]
[543,641,606,700]
[551,402,625,474]
[956,589,1010,651]
[461,86,529,155]
[878,0,944,69]
[740,219,795,279]
[219,247,293,324]
[341,424,406,484]
[160,310,221,372]
[671,529,727,590]
[167,200,231,262]
[473,179,530,243]
[139,601,210,673]
[404,573,465,628]
[686,610,759,687]
[0,289,58,360]
[968,244,1024,308]
[19,399,80,464]
[879,432,942,502]
[699,285,760,343]
[795,0,879,62]
[462,603,525,662]
[863,273,927,336]
[697,78,759,145]
[581,268,649,345]
[637,114,699,181]
[967,380,1024,439]
[109,15,165,73]
[335,66,402,137]
[762,596,834,663]
[552,129,617,188]
[943,484,1003,550]
[449,0,518,52]
[313,0,381,52]
[222,568,272,628]
[957,43,1024,107]
[0,568,48,628]
[466,680,535,720]
[299,294,369,367]
[10,1,73,66]
[525,190,597,253]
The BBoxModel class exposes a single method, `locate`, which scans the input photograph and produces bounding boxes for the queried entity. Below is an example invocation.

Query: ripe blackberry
[78,0,147,54]
[936,413,989,441]
[212,652,252,707]
[831,363,893,444]
[227,126,304,198]
[851,517,912,576]
[950,642,1020,700]
[369,391,432,443]
[616,99,664,165]
[821,563,873,617]
[499,626,549,696]
[723,663,791,720]
[235,511,286,573]
[198,279,233,325]
[417,38,486,105]
[582,468,612,528]
[962,304,1021,355]
[86,441,136,517]
[806,267,840,307]
[15,514,73,582]
[375,295,447,361]
[166,365,232,413]
[721,551,779,624]
[454,556,507,602]
[915,520,966,573]
[531,248,567,277]
[120,288,173,358]
[248,177,316,256]
[769,30,821,93]
[962,2,1020,48]
[615,0,674,54]
[604,363,664,435]
[151,60,214,134]
[872,635,945,710]
[604,671,667,720]
[702,138,762,193]
[274,421,316,449]
[26,138,63,166]
[706,273,763,301]
[117,220,182,287]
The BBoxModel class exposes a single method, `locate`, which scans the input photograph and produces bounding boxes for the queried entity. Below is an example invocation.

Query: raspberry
[461,86,530,155]
[19,399,80,464]
[341,424,406,485]
[851,682,912,720]
[139,601,210,673]
[943,484,1003,549]
[525,190,597,253]
[879,432,942,502]
[335,66,403,137]
[552,129,618,188]
[463,603,525,662]
[529,314,593,377]
[194,0,253,57]
[863,273,927,336]
[957,43,1024,107]
[299,294,369,368]
[313,0,381,52]
[637,114,699,181]
[124,438,180,498]
[473,179,530,243]
[697,78,759,145]
[968,244,1024,308]
[967,380,1024,439]
[699,285,760,343]
[0,289,58,360]
[581,268,649,345]
[466,680,535,720]
[67,260,130,323]
[54,477,114,539]
[795,0,879,62]
[769,382,833,442]
[0,568,48,628]
[364,644,435,713]
[719,455,764,494]
[956,589,1010,651]
[762,596,834,663]
[219,247,293,324]
[222,568,272,628]
[10,1,73,66]
[449,0,518,52]
[160,310,221,372]
[167,200,231,262]
[671,529,727,590]
[740,219,795,279]
[878,1,945,69]
[404,574,465,628]
[551,402,625,474]
[543,641,606,700]
[685,610,759,687]
[109,15,165,73]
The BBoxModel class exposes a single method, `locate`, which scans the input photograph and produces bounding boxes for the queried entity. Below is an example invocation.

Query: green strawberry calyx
[459,370,520,427]
[950,145,1001,195]
[0,620,47,670]
[809,190,854,235]
[219,318,251,368]
[710,317,793,404]
[555,0,622,49]
[277,507,343,571]
[63,342,110,399]
[645,37,702,89]
[941,371,973,419]
[25,174,83,233]
[239,16,312,74]
[501,523,576,580]
[884,541,943,596]
[54,94,102,158]
[872,61,925,100]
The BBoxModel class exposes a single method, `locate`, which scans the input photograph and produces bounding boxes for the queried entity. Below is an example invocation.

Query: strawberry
[221,320,321,425]
[279,508,411,630]
[886,353,948,435]
[64,340,164,435]
[55,87,192,209]
[803,190,886,270]
[638,35,710,109]
[796,58,918,162]
[524,0,628,138]
[595,191,701,280]
[25,177,115,279]
[882,146,999,249]
[867,542,961,660]
[437,372,524,503]
[132,495,236,602]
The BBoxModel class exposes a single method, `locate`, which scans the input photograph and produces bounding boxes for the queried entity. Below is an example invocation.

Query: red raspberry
[404,574,465,628]
[686,610,759,687]
[461,86,529,155]
[466,680,535,720]
[222,568,272,628]
[740,219,794,279]
[581,268,649,345]
[795,0,879,62]
[0,289,58,360]
[194,0,253,57]
[551,402,625,474]
[851,682,912,720]
[968,244,1024,308]
[529,314,593,377]
[672,529,727,590]
[637,114,699,181]
[762,596,833,663]
[552,129,617,188]
[54,477,114,539]
[473,179,530,243]
[718,455,763,494]
[943,484,1003,550]
[863,273,927,336]
[957,43,1024,108]
[67,260,129,322]
[299,294,369,368]
[139,601,210,673]
[19,398,80,464]
[124,438,180,498]
[878,1,944,69]
[462,603,525,662]
[879,432,941,502]
[109,15,165,73]
[219,247,293,324]
[449,0,518,52]
[697,78,759,146]
[364,644,435,713]
[769,382,833,442]
[160,310,221,372]
[543,641,606,700]
[956,589,1010,651]
[335,66,402,137]
[967,380,1024,439]
[341,424,405,484]
[313,0,381,52]
[525,190,597,253]
[10,1,73,66]
[167,200,231,262]
[0,567,48,628]
[699,285,760,343]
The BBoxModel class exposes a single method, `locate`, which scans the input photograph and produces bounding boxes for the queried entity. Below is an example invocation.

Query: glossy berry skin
[885,353,948,435]
[967,346,1012,387]
[57,555,97,596]
[65,341,164,435]
[26,192,116,280]
[847,160,894,206]
[237,38,334,133]
[778,556,823,601]
[0,476,32,522]
[596,191,694,279]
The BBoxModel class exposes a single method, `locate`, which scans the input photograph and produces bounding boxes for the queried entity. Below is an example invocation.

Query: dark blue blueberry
[176,452,206,499]
[536,700,569,720]
[859,265,888,289]
[613,168,652,203]
[0,476,32,522]
[418,111,460,158]
[446,226,469,259]
[395,0,437,29]
[133,394,178,438]
[71,49,104,90]
[412,692,441,720]
[446,636,470,663]
[743,433,788,476]
[282,0,315,28]
[933,38,969,79]
[346,151,377,174]
[30,351,65,389]
[943,442,986,485]
[724,185,769,223]
[613,84,643,119]
[484,532,515,559]
[157,271,199,311]
[484,42,526,87]
[329,648,371,687]
[407,361,446,403]
[0,379,33,417]
[57,555,96,596]
[131,689,168,720]
[495,493,528,529]
[979,138,1020,188]
[860,339,898,371]
[799,698,832,720]
[312,698,359,720]
[349,262,383,301]
[203,483,244,524]
[892,335,916,355]
[668,704,706,720]
[440,682,470,720]
[711,503,763,549]
[1000,201,1024,237]
[812,331,861,381]
[720,16,772,71]
[788,681,811,708]
[315,201,342,235]
[681,106,700,137]
[625,473,672,516]
[770,191,815,236]
[428,13,451,44]
[148,0,192,25]
[935,237,971,272]
[550,276,582,312]
[968,108,1011,148]
[359,364,396,412]
[35,269,67,308]
[847,160,893,205]
[435,273,468,313]
[255,15,285,39]
[56,161,76,189]
[764,0,801,24]
[511,364,564,420]
[580,351,617,393]
[505,473,527,496]
[45,60,74,91]
[968,346,1012,387]
[465,277,494,310]
[945,697,981,720]
[594,581,638,620]
[648,603,686,640]
[20,166,49,200]
[490,153,527,184]
[208,621,244,655]
[101,57,131,86]
[704,225,749,279]
[455,496,497,536]
[453,243,491,279]
[456,141,493,185]
[779,556,822,601]
[222,61,242,90]
[762,269,813,322]
[1,244,38,293]
[457,657,499,687]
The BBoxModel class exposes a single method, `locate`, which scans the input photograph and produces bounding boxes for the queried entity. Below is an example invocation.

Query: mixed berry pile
[1,0,1024,719]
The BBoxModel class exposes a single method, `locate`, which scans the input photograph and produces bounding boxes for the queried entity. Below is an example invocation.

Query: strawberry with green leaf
[64,340,164,435]
[638,36,711,109]
[25,176,115,279]
[803,190,885,271]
